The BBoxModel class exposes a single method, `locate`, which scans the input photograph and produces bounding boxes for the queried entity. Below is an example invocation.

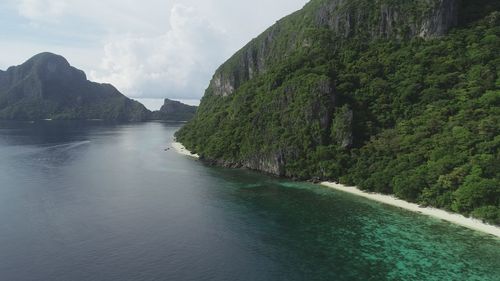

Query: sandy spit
[171,142,200,159]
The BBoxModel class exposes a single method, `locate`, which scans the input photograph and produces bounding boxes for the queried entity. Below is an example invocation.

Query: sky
[0,0,308,109]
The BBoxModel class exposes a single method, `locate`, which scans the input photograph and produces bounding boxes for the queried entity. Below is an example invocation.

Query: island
[151,98,197,121]
[0,52,149,121]
[175,0,500,225]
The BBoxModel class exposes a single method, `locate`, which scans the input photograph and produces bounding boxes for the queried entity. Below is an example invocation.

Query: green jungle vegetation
[178,1,500,224]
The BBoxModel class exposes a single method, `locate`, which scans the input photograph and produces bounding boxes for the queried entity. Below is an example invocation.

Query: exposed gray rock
[316,0,458,38]
[213,73,235,97]
[243,152,286,176]
[203,151,286,177]
[419,0,459,37]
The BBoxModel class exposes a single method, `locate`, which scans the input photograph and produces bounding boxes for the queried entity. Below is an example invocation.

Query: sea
[0,121,499,281]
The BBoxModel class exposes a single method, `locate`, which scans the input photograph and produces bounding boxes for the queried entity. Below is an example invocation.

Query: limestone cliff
[210,0,463,98]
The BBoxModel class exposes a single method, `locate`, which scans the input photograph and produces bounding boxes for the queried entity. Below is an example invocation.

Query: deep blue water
[0,121,499,281]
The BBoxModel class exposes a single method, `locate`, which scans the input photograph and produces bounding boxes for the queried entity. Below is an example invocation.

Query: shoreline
[321,182,500,238]
[171,142,200,158]
[170,141,499,238]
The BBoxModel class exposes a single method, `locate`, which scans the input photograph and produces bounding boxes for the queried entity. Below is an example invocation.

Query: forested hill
[0,53,150,121]
[176,0,500,224]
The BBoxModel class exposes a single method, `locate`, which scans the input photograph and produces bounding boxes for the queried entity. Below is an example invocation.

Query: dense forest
[177,0,500,224]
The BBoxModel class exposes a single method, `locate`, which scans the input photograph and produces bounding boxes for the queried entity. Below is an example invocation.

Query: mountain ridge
[0,52,150,121]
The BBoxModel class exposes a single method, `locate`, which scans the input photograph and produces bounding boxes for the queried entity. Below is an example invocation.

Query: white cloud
[90,4,230,99]
[18,0,67,22]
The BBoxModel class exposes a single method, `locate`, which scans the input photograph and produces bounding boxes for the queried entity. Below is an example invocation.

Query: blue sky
[0,0,308,109]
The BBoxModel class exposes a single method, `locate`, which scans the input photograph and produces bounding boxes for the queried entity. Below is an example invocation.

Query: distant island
[151,98,197,122]
[0,53,197,122]
[176,0,500,225]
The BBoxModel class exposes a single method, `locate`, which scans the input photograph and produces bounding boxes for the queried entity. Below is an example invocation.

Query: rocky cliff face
[209,0,460,98]
[205,152,286,176]
[314,0,458,38]
[0,53,150,121]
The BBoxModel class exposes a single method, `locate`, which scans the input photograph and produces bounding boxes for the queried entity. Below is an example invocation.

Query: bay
[0,121,498,281]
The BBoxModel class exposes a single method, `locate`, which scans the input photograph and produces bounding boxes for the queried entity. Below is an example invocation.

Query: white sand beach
[172,142,200,158]
[321,182,500,238]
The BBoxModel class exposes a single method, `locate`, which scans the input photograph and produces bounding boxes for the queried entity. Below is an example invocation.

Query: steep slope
[0,53,150,121]
[151,99,197,121]
[177,0,500,224]
[207,0,496,98]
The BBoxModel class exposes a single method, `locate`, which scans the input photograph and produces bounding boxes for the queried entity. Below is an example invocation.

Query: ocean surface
[0,121,499,281]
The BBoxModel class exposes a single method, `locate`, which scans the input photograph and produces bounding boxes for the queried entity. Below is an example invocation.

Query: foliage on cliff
[177,0,500,224]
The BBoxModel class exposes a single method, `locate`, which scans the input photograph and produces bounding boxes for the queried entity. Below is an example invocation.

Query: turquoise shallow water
[0,121,499,281]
